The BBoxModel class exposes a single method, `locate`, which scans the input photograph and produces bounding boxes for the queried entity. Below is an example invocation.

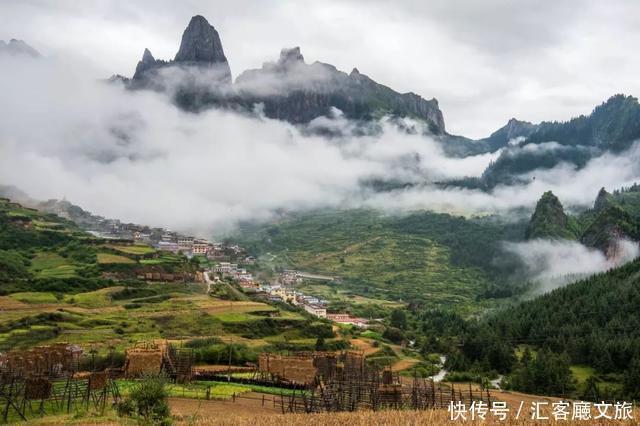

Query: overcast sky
[1,0,640,137]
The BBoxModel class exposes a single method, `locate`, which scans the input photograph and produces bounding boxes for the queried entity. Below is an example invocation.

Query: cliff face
[127,18,445,133]
[235,47,445,132]
[581,205,637,255]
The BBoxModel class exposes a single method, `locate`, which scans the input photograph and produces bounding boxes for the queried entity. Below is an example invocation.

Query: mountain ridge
[123,15,446,133]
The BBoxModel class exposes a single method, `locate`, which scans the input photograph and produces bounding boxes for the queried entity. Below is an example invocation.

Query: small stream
[428,355,503,389]
[490,375,503,390]
[430,355,448,382]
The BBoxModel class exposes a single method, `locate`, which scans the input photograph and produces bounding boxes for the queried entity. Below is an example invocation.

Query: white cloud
[2,52,640,241]
[2,1,640,137]
[0,54,497,236]
[503,238,640,293]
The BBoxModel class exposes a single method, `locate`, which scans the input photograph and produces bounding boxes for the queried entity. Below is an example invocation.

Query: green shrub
[185,336,223,348]
[111,287,158,300]
[117,375,171,425]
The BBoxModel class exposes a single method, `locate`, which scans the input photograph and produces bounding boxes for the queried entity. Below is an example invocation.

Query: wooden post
[431,378,436,408]
[66,378,73,413]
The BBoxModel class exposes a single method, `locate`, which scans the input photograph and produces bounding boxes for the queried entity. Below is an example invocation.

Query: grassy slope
[236,209,525,315]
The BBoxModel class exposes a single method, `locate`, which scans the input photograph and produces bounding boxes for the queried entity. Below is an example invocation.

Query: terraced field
[0,282,307,353]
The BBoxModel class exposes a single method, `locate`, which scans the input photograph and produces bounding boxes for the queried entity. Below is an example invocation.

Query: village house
[178,236,194,252]
[239,281,260,291]
[297,295,322,306]
[157,241,179,253]
[161,232,176,242]
[269,285,297,304]
[303,303,327,318]
[214,262,232,273]
[326,313,369,328]
[133,231,151,243]
[326,313,350,322]
[192,239,209,255]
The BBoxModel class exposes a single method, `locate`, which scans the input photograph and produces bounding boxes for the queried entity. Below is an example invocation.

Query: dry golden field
[180,408,640,426]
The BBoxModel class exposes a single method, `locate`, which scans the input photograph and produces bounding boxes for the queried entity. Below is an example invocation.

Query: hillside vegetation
[480,95,640,188]
[526,188,640,254]
[0,198,333,357]
[236,209,527,315]
[0,198,200,295]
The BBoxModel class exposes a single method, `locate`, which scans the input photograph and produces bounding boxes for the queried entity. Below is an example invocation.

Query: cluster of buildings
[145,231,249,261]
[259,283,370,329]
[213,262,255,284]
[325,313,370,328]
[152,232,216,257]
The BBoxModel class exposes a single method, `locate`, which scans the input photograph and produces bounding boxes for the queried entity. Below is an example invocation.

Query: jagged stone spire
[133,48,157,80]
[141,48,155,63]
[174,15,231,82]
[175,16,227,63]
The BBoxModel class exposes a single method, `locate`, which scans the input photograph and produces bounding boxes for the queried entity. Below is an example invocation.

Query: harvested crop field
[350,338,381,356]
[178,407,640,425]
[390,357,420,372]
[97,253,136,264]
[170,393,281,419]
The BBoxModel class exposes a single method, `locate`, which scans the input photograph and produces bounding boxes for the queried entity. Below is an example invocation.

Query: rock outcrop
[581,205,637,255]
[525,191,577,240]
[594,187,615,212]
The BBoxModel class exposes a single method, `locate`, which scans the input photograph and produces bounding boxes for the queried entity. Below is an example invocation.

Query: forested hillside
[525,191,579,240]
[452,258,640,400]
[479,95,640,188]
[525,188,640,254]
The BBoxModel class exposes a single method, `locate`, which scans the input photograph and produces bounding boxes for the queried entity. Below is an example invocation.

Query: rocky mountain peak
[525,191,576,240]
[502,118,536,140]
[277,47,304,66]
[133,48,158,80]
[124,15,444,132]
[131,15,232,84]
[174,15,228,64]
[141,48,155,63]
[0,39,40,57]
[594,187,614,212]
